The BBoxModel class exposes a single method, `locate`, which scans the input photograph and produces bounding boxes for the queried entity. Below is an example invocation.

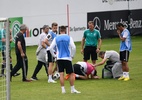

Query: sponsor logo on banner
[102,0,137,5]
[93,17,101,31]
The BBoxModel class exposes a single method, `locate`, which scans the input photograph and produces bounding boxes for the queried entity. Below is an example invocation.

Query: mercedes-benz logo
[93,17,101,31]
[108,0,114,5]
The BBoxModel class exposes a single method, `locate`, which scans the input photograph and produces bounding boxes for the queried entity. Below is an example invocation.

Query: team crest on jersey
[94,34,96,37]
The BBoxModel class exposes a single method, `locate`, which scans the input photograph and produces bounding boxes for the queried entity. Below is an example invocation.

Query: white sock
[48,75,52,80]
[126,72,129,78]
[75,74,79,78]
[71,86,75,91]
[61,86,65,92]
[123,72,127,78]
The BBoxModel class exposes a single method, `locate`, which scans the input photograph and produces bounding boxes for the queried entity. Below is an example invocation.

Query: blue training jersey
[46,30,57,51]
[56,34,70,58]
[120,29,132,51]
[49,34,76,61]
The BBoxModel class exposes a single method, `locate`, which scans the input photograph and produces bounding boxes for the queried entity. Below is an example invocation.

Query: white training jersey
[76,61,87,73]
[36,32,47,63]
[38,32,47,47]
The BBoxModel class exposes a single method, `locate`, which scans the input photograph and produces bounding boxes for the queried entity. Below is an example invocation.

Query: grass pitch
[10,36,142,100]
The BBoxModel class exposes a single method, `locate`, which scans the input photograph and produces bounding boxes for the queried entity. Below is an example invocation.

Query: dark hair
[116,23,124,27]
[60,26,66,32]
[88,21,94,25]
[98,51,105,56]
[51,22,58,27]
[42,25,49,30]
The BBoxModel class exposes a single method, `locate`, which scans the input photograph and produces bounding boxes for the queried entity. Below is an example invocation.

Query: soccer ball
[53,71,60,80]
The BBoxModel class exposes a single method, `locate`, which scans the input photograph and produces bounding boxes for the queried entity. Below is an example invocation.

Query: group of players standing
[0,20,131,94]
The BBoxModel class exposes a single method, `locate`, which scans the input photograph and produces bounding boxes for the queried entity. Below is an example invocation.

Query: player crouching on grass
[94,50,123,79]
[65,61,99,80]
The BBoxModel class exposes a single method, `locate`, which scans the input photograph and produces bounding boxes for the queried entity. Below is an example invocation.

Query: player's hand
[117,30,121,34]
[21,53,25,58]
[94,64,97,67]
[96,48,100,53]
[92,64,97,68]
[81,49,84,54]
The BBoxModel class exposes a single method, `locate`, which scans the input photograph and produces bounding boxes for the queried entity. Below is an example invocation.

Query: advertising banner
[9,17,23,47]
[87,9,142,38]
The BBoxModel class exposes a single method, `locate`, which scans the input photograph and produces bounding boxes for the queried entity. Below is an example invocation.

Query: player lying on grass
[65,61,99,80]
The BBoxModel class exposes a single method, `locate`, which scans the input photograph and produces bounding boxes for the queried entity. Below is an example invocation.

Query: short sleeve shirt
[15,32,26,54]
[83,29,101,47]
[120,29,132,51]
[104,50,120,63]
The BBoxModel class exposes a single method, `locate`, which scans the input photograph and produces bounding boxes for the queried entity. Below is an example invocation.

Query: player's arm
[96,31,102,52]
[90,70,95,79]
[70,37,76,58]
[48,38,56,58]
[42,36,48,48]
[41,40,47,49]
[44,38,50,46]
[95,58,107,67]
[97,38,102,50]
[117,30,127,41]
[17,41,25,57]
[81,37,85,54]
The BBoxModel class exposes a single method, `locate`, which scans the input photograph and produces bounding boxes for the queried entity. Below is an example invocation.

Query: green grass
[8,36,142,100]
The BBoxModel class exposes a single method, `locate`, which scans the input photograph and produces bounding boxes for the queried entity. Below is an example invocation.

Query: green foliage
[10,36,142,100]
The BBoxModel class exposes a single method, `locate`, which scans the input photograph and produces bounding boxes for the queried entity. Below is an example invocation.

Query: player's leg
[43,62,48,76]
[83,46,90,62]
[21,56,31,82]
[31,60,43,80]
[91,46,99,78]
[10,56,20,77]
[65,60,81,94]
[11,55,22,81]
[52,61,57,74]
[47,51,56,83]
[118,50,130,81]
[73,64,87,79]
[91,46,97,64]
[0,50,6,77]
[57,60,66,93]
[1,62,5,77]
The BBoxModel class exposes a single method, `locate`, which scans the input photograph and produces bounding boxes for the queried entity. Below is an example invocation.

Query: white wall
[0,0,141,46]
